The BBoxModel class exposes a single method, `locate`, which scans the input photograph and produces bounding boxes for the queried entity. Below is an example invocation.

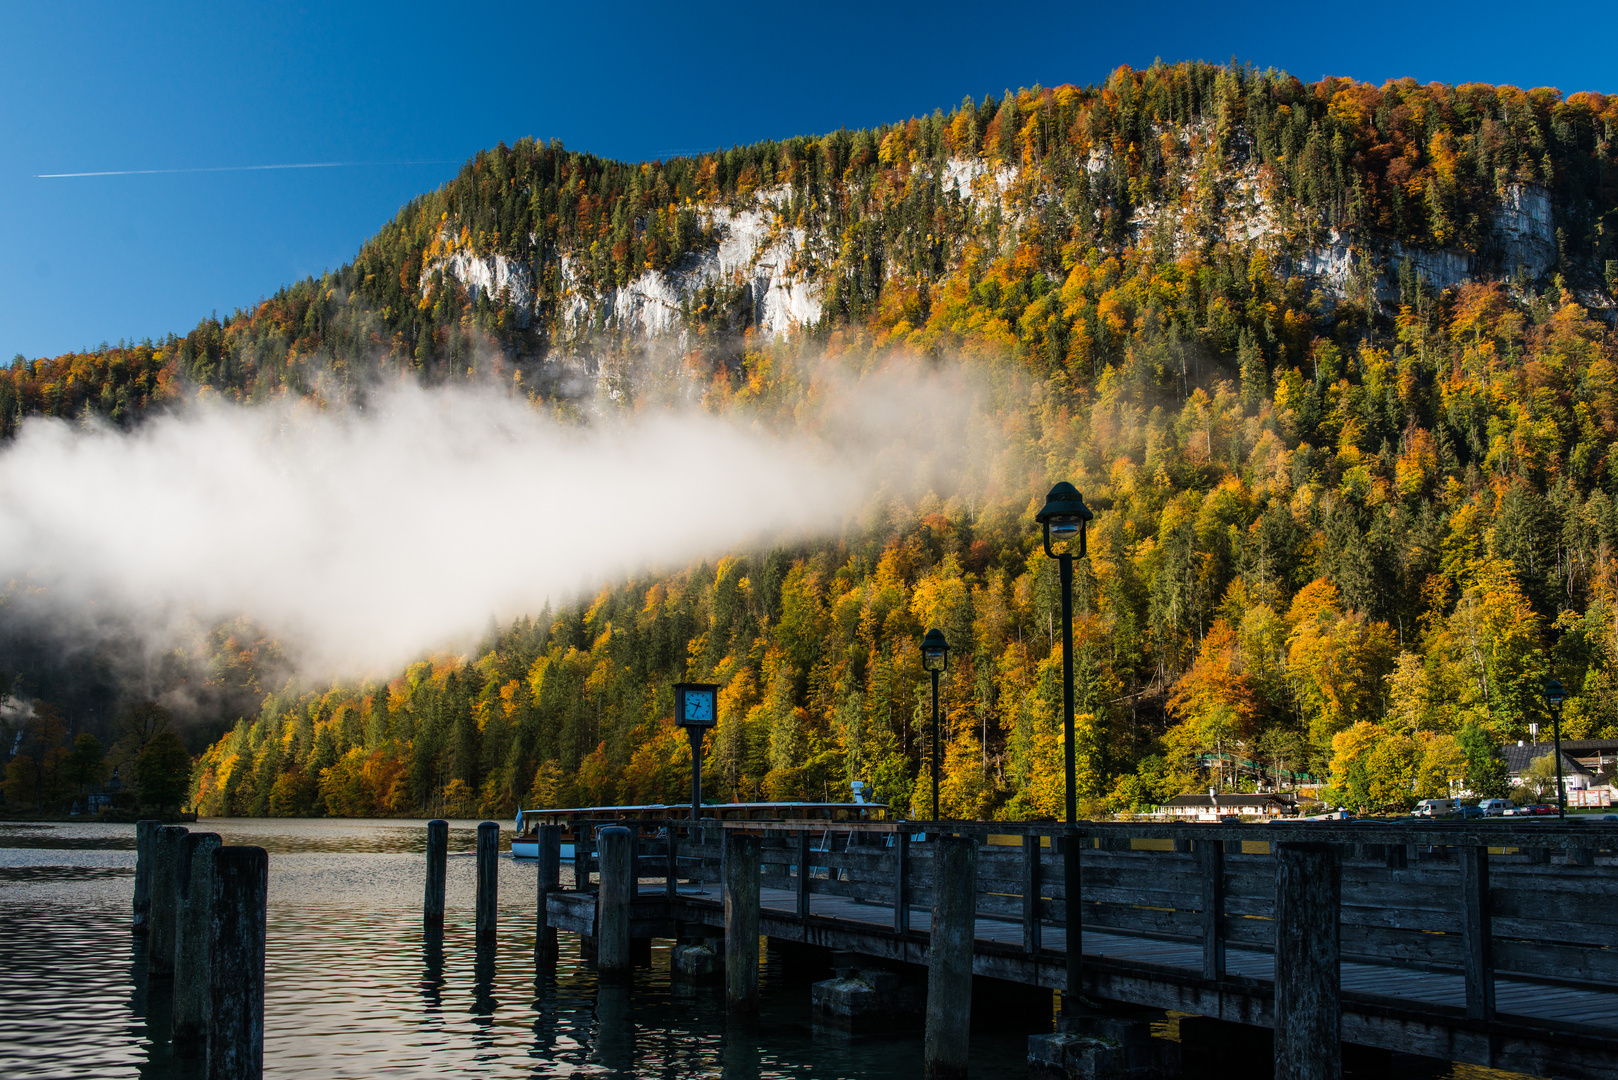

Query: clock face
[683,689,714,723]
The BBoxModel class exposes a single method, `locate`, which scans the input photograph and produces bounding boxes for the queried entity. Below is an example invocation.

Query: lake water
[0,817,1048,1079]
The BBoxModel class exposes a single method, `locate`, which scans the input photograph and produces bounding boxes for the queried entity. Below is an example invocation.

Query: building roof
[1501,743,1594,777]
[1161,793,1295,808]
[1559,740,1618,753]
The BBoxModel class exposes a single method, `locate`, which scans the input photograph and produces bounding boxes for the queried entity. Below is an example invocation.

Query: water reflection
[419,926,445,1013]
[472,938,499,1018]
[721,1020,763,1080]
[593,984,634,1073]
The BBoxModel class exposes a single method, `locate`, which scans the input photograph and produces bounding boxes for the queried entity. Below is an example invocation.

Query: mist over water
[0,364,994,681]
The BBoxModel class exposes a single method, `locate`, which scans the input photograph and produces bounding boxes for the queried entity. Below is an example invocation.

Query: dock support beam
[423,819,448,929]
[924,835,978,1080]
[1273,842,1341,1080]
[173,831,221,1048]
[597,826,634,980]
[149,825,189,978]
[475,821,499,951]
[208,846,267,1080]
[536,823,562,960]
[133,818,160,934]
[724,830,760,1016]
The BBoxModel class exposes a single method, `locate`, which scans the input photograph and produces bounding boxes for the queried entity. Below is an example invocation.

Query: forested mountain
[5,62,1618,818]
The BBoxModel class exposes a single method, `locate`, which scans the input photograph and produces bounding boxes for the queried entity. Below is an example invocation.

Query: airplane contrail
[36,161,456,178]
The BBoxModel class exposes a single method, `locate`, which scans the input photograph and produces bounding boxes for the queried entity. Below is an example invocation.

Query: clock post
[673,682,719,823]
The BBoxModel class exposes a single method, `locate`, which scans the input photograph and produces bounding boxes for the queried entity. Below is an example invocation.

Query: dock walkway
[540,818,1618,1079]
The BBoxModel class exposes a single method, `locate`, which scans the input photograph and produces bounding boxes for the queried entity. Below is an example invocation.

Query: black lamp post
[1035,482,1095,826]
[1034,480,1093,1018]
[921,628,949,822]
[1546,678,1566,819]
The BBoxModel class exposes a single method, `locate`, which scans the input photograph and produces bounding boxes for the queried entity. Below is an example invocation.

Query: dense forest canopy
[3,61,1617,818]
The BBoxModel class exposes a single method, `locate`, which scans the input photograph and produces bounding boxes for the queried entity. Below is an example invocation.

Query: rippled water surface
[0,818,1045,1079]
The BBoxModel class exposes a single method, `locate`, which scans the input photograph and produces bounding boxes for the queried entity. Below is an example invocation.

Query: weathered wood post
[536,824,562,959]
[724,830,761,1016]
[1022,832,1042,956]
[173,831,222,1048]
[208,845,267,1080]
[1273,842,1341,1080]
[476,820,499,951]
[597,825,634,980]
[133,818,161,934]
[796,828,812,919]
[1460,845,1495,1021]
[1199,838,1226,981]
[924,834,978,1080]
[423,819,448,929]
[149,825,189,978]
[664,819,680,899]
[893,831,911,933]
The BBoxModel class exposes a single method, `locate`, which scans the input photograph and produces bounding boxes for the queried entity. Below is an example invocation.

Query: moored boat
[510,798,889,859]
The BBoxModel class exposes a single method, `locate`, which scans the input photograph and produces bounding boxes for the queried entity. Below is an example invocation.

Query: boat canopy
[515,801,888,832]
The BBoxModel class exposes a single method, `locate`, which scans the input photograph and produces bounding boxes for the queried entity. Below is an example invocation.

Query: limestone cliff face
[426,197,822,347]
[423,141,1576,360]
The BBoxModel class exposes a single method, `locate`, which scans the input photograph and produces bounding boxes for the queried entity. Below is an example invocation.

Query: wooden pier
[537,817,1618,1079]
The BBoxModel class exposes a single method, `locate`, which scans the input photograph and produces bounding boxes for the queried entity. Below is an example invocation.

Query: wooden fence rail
[556,816,1618,1026]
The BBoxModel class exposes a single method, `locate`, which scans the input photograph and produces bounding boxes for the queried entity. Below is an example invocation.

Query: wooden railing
[551,817,1618,1026]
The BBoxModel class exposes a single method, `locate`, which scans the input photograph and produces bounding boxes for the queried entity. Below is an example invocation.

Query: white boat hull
[511,840,575,860]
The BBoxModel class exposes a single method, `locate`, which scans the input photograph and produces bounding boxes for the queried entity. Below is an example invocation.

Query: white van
[1479,798,1513,816]
[1414,798,1456,817]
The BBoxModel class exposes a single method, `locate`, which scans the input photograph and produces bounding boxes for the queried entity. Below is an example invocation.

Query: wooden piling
[173,831,222,1048]
[475,820,499,951]
[148,825,189,978]
[208,846,267,1080]
[1199,839,1226,981]
[796,829,811,919]
[597,825,634,980]
[923,835,978,1080]
[892,831,911,933]
[724,830,760,1016]
[133,818,160,934]
[1460,845,1494,1021]
[1273,842,1341,1080]
[423,819,448,929]
[536,823,562,959]
[1021,832,1042,956]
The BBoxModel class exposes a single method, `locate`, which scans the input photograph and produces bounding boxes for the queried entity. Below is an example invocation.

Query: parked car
[1526,804,1559,815]
[1451,804,1486,819]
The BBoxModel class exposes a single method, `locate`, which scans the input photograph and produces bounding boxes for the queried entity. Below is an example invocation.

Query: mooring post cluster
[132,819,268,1080]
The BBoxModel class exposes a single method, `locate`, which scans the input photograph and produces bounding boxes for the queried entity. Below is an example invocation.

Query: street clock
[672,682,720,822]
[674,682,718,728]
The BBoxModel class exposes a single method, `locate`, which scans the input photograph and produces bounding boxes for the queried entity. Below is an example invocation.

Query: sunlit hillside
[4,62,1618,819]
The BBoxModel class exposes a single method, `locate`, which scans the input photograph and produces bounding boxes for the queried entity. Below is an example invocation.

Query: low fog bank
[0,362,1002,691]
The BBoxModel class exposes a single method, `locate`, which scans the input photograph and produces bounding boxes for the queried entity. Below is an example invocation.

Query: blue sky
[4,1,1615,360]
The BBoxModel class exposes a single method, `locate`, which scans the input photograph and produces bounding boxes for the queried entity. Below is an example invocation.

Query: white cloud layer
[0,367,989,680]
